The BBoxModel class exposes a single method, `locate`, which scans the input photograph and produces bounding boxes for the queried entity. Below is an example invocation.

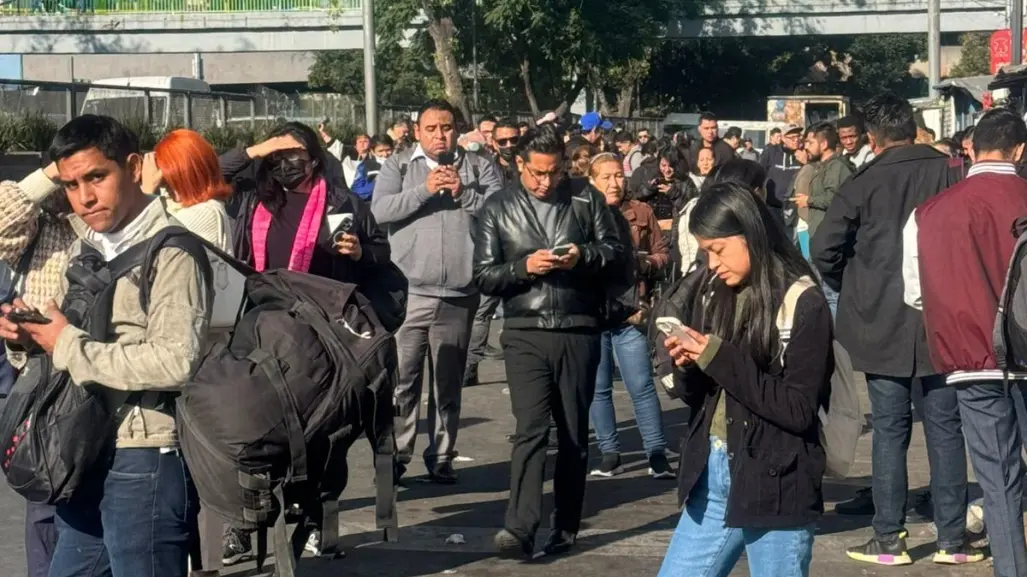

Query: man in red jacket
[903,107,1027,576]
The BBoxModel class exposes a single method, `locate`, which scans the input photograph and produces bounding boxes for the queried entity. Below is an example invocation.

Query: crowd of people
[0,90,1026,577]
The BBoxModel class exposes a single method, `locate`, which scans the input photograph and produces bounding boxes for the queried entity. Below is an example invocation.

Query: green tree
[377,0,474,122]
[950,32,991,78]
[308,42,442,107]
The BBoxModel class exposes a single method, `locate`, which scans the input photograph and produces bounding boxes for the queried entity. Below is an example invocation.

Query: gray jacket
[371,145,503,297]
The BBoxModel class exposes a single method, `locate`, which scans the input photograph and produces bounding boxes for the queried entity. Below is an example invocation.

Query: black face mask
[270,158,312,190]
[498,147,516,162]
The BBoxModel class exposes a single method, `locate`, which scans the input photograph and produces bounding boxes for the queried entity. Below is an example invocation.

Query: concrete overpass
[668,0,1007,37]
[0,0,1010,54]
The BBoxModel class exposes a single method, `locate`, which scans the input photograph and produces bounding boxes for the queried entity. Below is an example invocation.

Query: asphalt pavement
[0,333,998,577]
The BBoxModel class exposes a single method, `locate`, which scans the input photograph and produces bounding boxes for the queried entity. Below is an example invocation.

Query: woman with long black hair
[657,181,832,577]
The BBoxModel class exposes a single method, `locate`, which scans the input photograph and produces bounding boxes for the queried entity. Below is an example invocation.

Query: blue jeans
[48,448,199,577]
[866,374,967,549]
[957,381,1027,577]
[589,324,667,457]
[658,438,814,577]
[821,281,838,319]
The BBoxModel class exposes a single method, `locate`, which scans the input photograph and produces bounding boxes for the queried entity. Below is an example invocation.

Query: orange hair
[154,129,232,208]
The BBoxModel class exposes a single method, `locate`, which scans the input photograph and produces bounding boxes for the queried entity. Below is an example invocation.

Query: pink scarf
[251,177,327,272]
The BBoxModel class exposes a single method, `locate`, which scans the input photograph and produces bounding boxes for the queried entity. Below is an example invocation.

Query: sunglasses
[496,137,519,146]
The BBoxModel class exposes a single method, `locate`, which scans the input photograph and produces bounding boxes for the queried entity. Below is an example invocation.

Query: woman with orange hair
[143,129,234,253]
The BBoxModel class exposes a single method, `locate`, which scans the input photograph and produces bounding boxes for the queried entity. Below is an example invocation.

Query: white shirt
[845,144,875,169]
[90,203,152,260]
[410,144,460,170]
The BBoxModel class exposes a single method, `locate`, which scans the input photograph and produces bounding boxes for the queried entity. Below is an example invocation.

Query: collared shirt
[409,144,461,170]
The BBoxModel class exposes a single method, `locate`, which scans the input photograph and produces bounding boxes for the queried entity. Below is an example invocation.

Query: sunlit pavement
[0,329,994,576]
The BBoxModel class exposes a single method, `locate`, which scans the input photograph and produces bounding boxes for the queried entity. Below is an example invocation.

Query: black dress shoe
[463,364,481,388]
[542,530,576,556]
[429,461,458,484]
[494,528,533,558]
[483,344,504,360]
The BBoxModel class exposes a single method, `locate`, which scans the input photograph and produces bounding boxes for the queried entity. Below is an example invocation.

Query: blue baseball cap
[581,112,613,132]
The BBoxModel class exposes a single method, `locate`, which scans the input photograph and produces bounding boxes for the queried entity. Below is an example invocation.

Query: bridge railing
[0,0,357,14]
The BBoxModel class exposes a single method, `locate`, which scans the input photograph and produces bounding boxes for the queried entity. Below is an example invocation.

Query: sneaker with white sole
[305,529,322,556]
[590,453,622,477]
[648,453,676,479]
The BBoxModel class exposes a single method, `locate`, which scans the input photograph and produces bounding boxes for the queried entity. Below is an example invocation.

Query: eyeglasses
[523,163,564,183]
[496,137,519,146]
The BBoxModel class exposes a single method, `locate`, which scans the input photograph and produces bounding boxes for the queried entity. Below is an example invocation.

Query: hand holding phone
[655,317,697,348]
[4,308,51,325]
[551,243,573,258]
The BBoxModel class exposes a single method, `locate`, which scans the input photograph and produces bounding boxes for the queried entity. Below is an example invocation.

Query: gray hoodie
[371,145,503,297]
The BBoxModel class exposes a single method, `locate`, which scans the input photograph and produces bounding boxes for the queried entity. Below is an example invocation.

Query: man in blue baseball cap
[580,111,613,146]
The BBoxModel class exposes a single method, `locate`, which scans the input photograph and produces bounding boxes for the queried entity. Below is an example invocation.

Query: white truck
[80,76,219,128]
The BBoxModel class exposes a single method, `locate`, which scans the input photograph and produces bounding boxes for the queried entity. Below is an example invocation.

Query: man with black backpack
[471,125,626,558]
[372,99,503,484]
[0,115,213,577]
[903,108,1027,576]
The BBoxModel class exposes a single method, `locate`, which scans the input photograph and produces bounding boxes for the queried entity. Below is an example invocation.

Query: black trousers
[501,328,602,541]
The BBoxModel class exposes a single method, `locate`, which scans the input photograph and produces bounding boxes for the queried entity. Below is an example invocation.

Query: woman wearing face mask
[657,181,832,577]
[217,121,397,563]
[587,153,674,479]
[219,122,389,282]
[142,129,234,253]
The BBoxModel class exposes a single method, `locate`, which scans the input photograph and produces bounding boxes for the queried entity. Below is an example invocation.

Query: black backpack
[0,231,212,505]
[994,216,1027,379]
[167,229,399,573]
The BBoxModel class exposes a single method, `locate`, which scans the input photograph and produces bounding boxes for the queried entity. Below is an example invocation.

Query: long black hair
[689,181,818,368]
[701,158,767,198]
[256,122,327,214]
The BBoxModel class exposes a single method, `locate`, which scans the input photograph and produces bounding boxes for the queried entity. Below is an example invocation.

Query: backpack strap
[248,348,308,484]
[776,276,818,360]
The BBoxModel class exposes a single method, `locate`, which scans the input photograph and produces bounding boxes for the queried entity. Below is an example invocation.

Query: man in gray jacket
[372,99,503,483]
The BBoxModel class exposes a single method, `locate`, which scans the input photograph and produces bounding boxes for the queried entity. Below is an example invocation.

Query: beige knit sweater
[0,169,76,367]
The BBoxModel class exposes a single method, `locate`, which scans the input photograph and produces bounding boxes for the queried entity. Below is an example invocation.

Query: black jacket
[672,271,833,529]
[811,144,964,378]
[471,178,626,330]
[220,148,392,285]
[760,144,802,209]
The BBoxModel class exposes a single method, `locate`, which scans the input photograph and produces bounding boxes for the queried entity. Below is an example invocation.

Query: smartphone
[551,243,573,257]
[330,213,356,244]
[437,151,456,166]
[655,317,697,347]
[5,308,51,325]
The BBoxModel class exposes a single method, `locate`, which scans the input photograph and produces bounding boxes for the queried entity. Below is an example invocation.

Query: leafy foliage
[950,32,991,78]
[0,113,59,153]
[308,42,443,106]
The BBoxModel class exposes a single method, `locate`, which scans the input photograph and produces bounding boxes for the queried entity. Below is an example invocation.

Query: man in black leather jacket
[471,125,626,558]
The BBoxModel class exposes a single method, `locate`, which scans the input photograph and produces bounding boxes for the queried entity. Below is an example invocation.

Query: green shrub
[0,113,59,153]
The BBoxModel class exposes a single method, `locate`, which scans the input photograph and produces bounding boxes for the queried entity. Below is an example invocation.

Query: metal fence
[0,0,357,14]
[0,79,258,130]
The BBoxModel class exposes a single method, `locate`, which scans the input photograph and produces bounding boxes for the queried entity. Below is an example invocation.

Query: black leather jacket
[472,178,626,330]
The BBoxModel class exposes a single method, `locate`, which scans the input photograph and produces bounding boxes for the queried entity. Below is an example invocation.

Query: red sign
[991,29,1027,74]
